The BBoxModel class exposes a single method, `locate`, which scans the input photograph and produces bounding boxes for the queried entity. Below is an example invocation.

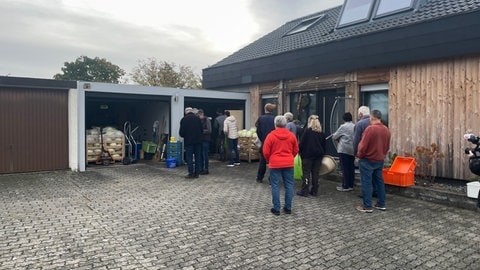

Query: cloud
[0,0,343,80]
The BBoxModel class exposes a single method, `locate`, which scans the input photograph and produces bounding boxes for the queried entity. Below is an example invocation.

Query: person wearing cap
[179,107,203,179]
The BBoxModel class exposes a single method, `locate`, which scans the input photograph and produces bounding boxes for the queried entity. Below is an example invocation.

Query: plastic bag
[294,154,302,180]
[254,137,262,148]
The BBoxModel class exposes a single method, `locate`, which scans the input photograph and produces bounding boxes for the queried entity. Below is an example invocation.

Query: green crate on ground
[142,141,157,153]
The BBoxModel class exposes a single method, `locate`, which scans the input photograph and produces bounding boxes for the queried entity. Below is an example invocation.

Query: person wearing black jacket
[297,115,327,197]
[255,103,276,183]
[179,107,203,179]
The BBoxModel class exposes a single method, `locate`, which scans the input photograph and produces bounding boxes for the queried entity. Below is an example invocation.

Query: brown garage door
[0,87,69,173]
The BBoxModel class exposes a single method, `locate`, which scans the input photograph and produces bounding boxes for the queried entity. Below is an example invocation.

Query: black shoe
[256,178,263,183]
[296,191,309,197]
[283,207,291,214]
[309,190,317,196]
[271,208,280,216]
[199,171,209,175]
[185,174,196,179]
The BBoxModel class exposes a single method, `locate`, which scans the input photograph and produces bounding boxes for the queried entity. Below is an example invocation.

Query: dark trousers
[339,153,355,189]
[201,141,210,172]
[185,143,202,176]
[301,157,322,195]
[257,148,267,181]
[227,138,239,165]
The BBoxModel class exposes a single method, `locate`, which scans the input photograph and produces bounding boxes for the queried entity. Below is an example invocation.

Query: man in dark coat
[255,103,276,183]
[179,107,203,179]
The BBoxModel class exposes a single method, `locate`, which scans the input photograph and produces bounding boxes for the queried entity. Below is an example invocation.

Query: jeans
[227,138,239,165]
[257,148,267,180]
[301,157,322,195]
[201,141,210,172]
[339,153,355,189]
[185,143,202,176]
[359,159,386,208]
[270,167,294,211]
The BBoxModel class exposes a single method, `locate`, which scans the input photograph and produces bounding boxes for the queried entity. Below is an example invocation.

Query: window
[361,84,389,126]
[290,92,317,126]
[375,0,415,17]
[337,0,375,27]
[285,15,325,36]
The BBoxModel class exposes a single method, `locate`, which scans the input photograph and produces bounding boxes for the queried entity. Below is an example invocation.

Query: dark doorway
[290,88,345,156]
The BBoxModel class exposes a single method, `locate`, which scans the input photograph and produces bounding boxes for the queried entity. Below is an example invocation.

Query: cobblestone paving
[0,161,479,269]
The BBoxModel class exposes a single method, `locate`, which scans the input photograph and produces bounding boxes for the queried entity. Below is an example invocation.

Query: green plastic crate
[142,141,157,153]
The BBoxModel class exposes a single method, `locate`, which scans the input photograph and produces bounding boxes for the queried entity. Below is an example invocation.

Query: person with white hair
[353,106,370,156]
[262,115,299,216]
[284,112,297,136]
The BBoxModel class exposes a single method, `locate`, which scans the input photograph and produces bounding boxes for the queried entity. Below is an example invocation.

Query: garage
[0,77,75,174]
[76,82,251,171]
[0,78,251,173]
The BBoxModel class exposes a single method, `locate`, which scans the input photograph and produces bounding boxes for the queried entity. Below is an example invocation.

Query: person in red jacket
[263,115,299,216]
[356,110,391,213]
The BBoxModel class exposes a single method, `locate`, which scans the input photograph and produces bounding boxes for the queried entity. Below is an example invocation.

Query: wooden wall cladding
[389,56,480,180]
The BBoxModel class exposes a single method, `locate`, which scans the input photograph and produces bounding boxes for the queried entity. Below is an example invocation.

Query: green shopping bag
[294,154,302,181]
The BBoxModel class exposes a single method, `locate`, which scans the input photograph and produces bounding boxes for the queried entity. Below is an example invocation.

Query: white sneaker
[336,186,353,192]
[227,164,235,167]
[234,162,240,166]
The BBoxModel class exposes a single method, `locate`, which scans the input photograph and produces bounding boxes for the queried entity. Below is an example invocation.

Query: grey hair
[284,112,293,121]
[274,115,287,128]
[358,106,370,116]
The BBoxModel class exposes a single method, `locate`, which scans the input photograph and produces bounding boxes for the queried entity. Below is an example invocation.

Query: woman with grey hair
[262,115,299,215]
[297,114,327,197]
[284,112,297,136]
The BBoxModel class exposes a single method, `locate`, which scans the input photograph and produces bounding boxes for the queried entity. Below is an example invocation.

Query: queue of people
[179,104,390,216]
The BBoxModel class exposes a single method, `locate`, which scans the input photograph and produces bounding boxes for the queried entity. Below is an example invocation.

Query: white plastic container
[466,181,480,198]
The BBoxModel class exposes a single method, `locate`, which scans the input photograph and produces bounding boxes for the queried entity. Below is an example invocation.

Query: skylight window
[337,0,375,27]
[375,0,415,17]
[285,14,325,36]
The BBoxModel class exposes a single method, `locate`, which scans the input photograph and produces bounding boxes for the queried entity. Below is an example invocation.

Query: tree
[131,58,202,89]
[54,56,125,83]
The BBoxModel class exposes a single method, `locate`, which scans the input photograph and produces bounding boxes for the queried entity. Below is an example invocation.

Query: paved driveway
[0,161,479,269]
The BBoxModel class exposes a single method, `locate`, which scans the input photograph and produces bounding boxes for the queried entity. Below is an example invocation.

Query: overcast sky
[0,0,343,82]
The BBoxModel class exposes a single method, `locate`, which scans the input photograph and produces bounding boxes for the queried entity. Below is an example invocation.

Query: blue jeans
[185,143,202,176]
[227,138,239,165]
[201,141,210,172]
[359,159,386,208]
[270,167,294,211]
[339,153,355,189]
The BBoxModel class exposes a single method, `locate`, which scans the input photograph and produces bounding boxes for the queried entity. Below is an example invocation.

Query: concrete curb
[323,172,480,212]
